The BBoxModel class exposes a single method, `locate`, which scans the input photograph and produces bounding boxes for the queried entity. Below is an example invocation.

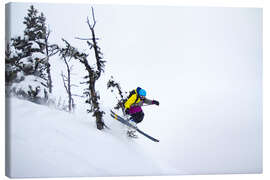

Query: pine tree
[22,5,47,78]
[5,40,23,87]
[5,5,55,104]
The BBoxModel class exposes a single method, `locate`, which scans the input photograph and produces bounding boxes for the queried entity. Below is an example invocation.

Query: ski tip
[151,138,159,142]
[110,114,117,120]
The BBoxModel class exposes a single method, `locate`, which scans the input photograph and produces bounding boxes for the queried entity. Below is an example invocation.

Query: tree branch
[72,94,85,98]
[61,71,68,94]
[75,37,99,41]
[86,7,96,30]
[70,84,79,87]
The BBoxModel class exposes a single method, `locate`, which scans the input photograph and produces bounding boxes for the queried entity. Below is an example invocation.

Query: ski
[103,123,111,130]
[110,110,159,142]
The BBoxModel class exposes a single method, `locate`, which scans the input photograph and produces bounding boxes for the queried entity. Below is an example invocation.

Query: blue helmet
[138,89,146,97]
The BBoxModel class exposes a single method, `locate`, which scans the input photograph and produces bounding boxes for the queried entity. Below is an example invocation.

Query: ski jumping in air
[111,87,160,142]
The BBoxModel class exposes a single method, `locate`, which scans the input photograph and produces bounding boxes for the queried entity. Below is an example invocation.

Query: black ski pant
[130,111,144,124]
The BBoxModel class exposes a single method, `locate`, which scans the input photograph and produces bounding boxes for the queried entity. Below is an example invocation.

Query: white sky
[6,2,262,175]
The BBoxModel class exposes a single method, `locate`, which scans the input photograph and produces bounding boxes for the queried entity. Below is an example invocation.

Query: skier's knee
[136,112,144,123]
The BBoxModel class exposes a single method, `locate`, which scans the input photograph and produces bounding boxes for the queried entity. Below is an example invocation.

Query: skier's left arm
[144,98,159,106]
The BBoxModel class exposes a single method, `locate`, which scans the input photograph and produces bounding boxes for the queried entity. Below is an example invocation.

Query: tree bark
[61,57,73,112]
[45,30,52,93]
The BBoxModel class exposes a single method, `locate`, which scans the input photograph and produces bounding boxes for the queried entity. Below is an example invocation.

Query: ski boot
[127,130,138,138]
[127,119,138,138]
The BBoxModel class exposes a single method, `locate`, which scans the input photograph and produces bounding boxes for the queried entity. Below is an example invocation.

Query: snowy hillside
[8,97,166,178]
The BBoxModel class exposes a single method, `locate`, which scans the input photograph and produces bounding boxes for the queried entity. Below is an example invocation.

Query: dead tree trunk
[59,39,75,112]
[86,8,106,130]
[75,7,106,130]
[78,55,105,130]
[44,29,59,93]
[61,58,73,112]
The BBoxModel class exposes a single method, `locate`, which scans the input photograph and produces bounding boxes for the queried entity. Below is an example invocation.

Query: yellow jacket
[124,91,141,109]
[124,88,152,109]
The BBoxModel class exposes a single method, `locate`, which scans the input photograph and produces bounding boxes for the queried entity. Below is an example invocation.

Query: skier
[124,87,159,137]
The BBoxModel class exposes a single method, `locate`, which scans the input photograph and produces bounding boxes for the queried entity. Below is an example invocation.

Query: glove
[152,100,159,106]
[125,108,130,114]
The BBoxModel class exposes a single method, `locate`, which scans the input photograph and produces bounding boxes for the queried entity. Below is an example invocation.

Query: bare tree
[75,7,106,130]
[59,39,75,112]
[61,72,74,112]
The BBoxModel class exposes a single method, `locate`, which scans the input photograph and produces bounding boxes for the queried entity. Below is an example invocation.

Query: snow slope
[8,97,166,178]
